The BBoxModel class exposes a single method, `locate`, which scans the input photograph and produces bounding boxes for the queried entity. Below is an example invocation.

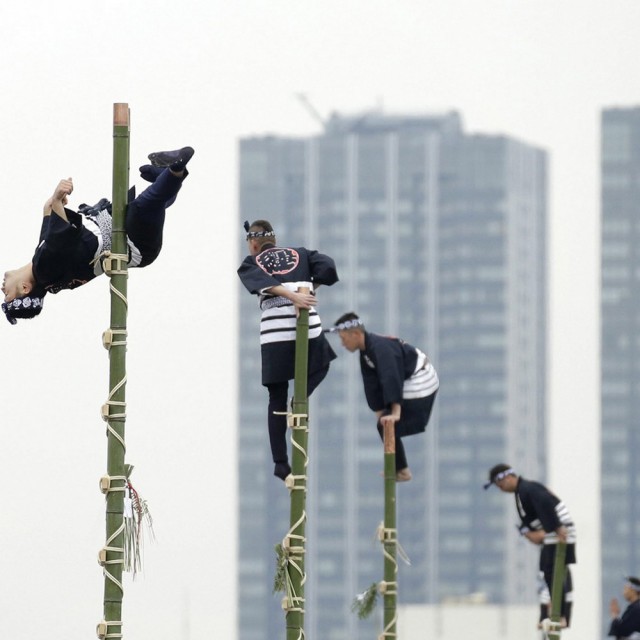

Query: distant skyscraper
[237,110,548,640]
[600,106,640,634]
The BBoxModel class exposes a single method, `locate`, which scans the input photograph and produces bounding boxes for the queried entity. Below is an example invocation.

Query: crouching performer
[331,312,439,482]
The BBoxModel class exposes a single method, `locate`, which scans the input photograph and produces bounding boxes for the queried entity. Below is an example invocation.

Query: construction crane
[295,93,327,130]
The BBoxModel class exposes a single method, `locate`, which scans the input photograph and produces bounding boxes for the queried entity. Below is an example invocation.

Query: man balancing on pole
[330,312,439,482]
[237,220,339,481]
[2,146,194,324]
[485,464,577,629]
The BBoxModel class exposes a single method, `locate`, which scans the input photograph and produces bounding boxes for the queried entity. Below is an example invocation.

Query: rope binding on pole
[96,619,123,640]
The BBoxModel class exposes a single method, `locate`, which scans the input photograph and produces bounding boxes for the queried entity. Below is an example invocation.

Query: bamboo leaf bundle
[351,583,379,619]
[273,543,287,594]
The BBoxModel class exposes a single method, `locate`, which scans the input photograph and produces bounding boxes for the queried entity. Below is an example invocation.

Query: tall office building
[600,106,640,633]
[237,111,548,640]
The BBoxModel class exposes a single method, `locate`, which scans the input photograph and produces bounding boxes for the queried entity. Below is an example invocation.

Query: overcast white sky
[1,1,638,638]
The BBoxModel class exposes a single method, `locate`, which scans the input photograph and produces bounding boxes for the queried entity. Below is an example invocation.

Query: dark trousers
[540,544,574,625]
[376,419,409,471]
[266,366,329,464]
[125,168,185,267]
[376,391,438,471]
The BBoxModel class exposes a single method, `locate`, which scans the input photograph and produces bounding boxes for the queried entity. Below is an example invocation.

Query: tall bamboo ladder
[546,542,567,640]
[97,102,130,640]
[280,288,311,640]
[380,422,398,640]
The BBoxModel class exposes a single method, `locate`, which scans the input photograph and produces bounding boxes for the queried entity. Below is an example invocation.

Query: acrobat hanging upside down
[1,146,194,324]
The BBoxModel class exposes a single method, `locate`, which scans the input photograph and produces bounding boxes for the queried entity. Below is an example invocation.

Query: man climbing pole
[330,312,439,482]
[237,219,338,481]
[2,146,194,324]
[485,464,577,629]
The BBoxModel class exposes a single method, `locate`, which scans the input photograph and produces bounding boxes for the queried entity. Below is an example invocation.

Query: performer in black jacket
[609,576,640,639]
[485,463,576,626]
[330,312,439,482]
[2,146,194,324]
[237,219,338,481]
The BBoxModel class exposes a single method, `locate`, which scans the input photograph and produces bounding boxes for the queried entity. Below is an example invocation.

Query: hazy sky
[1,1,638,638]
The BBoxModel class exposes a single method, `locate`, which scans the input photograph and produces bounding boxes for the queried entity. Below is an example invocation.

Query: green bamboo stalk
[285,289,310,640]
[381,422,398,640]
[99,103,130,640]
[547,541,567,640]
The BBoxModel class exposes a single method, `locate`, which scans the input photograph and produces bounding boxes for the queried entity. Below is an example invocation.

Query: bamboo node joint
[99,474,127,495]
[97,546,124,567]
[273,409,308,429]
[102,328,128,350]
[378,580,397,595]
[288,412,308,429]
[96,619,123,639]
[285,474,307,492]
[102,252,129,277]
[101,400,127,422]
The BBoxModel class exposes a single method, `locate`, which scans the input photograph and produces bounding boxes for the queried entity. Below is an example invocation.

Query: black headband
[244,220,275,241]
[2,294,45,325]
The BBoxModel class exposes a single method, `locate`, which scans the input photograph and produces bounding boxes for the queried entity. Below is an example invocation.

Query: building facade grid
[237,111,547,639]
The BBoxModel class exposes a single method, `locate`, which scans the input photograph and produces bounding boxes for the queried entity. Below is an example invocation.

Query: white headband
[330,318,363,332]
[494,468,515,482]
[626,579,640,593]
[484,467,516,489]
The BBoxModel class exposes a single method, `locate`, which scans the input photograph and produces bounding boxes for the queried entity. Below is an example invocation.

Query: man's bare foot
[396,468,412,482]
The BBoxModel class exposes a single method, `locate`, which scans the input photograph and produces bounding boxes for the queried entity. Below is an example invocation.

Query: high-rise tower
[600,106,640,634]
[237,111,548,639]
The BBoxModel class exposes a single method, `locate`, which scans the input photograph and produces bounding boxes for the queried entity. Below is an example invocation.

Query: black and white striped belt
[260,296,292,310]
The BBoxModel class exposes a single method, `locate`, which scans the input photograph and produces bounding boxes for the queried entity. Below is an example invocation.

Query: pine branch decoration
[273,543,287,594]
[351,582,379,619]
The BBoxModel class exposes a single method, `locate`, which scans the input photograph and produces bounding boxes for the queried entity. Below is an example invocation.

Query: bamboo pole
[98,103,130,640]
[285,288,310,640]
[547,542,567,640]
[381,422,398,640]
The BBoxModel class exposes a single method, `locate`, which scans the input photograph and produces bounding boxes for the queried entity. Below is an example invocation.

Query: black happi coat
[515,477,576,565]
[609,599,640,639]
[359,331,438,437]
[237,244,338,384]
[238,245,338,296]
[360,332,419,411]
[32,209,101,294]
